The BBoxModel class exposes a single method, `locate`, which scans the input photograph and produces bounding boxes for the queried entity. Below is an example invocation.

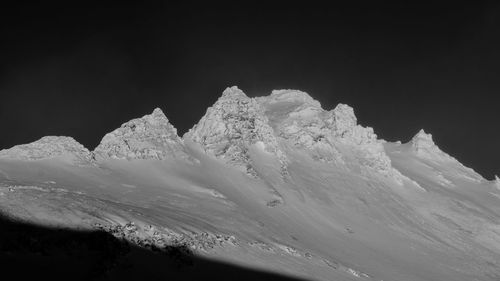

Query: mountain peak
[409,129,458,163]
[151,107,167,118]
[220,86,248,101]
[267,89,322,108]
[0,136,92,163]
[495,175,500,189]
[93,108,183,160]
[411,129,437,151]
[256,91,395,177]
[185,87,286,176]
[331,104,357,137]
[413,129,433,142]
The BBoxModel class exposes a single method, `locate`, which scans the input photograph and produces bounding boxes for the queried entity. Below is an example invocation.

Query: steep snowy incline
[93,108,185,160]
[386,129,485,189]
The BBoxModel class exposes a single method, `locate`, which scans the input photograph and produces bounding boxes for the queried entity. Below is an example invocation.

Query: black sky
[0,2,499,179]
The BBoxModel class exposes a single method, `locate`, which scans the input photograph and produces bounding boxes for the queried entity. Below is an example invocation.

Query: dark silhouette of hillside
[0,213,310,281]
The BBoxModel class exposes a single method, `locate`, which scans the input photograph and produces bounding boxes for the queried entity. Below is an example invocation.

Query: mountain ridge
[0,86,489,181]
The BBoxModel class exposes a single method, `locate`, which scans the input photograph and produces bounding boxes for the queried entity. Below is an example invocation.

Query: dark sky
[0,2,499,179]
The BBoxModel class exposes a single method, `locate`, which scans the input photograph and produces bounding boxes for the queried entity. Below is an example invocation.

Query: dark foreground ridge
[0,214,310,281]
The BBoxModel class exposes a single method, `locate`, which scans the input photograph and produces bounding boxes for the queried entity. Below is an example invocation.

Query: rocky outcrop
[184,86,287,176]
[411,129,437,151]
[409,129,484,182]
[257,89,394,176]
[93,221,238,259]
[93,108,184,160]
[0,136,93,164]
[410,129,454,161]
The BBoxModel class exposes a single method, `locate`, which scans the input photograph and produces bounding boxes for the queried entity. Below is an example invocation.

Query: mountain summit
[185,86,287,176]
[93,108,184,160]
[0,136,92,164]
[257,89,395,178]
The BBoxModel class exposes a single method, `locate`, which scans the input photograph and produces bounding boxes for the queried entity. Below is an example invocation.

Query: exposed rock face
[93,108,184,160]
[185,86,286,176]
[0,136,93,164]
[328,104,393,176]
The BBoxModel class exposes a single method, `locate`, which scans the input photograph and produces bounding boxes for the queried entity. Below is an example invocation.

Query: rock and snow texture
[409,129,484,181]
[185,86,397,179]
[0,136,93,164]
[257,89,396,178]
[93,108,185,160]
[185,86,287,176]
[410,129,454,161]
[0,87,401,179]
[2,86,500,281]
[257,90,342,163]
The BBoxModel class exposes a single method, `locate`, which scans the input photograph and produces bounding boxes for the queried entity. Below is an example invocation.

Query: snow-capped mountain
[0,87,499,281]
[93,107,185,160]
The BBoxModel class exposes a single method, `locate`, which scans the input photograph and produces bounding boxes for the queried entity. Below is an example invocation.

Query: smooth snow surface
[1,86,499,281]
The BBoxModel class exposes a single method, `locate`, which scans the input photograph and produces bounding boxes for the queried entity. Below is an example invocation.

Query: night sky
[0,2,499,179]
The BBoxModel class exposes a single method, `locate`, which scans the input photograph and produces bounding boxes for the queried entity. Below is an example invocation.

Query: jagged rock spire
[0,136,93,164]
[411,129,436,150]
[185,86,286,176]
[331,104,357,137]
[409,129,453,161]
[93,108,184,160]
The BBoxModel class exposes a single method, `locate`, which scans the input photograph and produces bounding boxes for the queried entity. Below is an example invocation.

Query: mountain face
[185,86,287,177]
[1,87,499,281]
[0,136,93,164]
[256,89,395,177]
[93,108,185,160]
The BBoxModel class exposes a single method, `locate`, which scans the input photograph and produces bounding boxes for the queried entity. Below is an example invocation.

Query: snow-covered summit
[411,129,436,150]
[406,129,484,182]
[409,129,453,161]
[0,136,93,164]
[185,86,287,176]
[220,85,248,100]
[257,89,395,177]
[93,108,184,160]
[265,89,322,108]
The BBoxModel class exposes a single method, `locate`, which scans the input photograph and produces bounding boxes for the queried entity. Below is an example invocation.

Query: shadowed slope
[0,214,310,281]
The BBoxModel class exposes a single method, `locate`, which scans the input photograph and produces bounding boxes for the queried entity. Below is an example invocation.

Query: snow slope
[0,87,499,281]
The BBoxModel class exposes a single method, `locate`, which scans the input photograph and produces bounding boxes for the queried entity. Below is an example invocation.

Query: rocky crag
[185,86,288,177]
[257,89,395,178]
[93,108,185,160]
